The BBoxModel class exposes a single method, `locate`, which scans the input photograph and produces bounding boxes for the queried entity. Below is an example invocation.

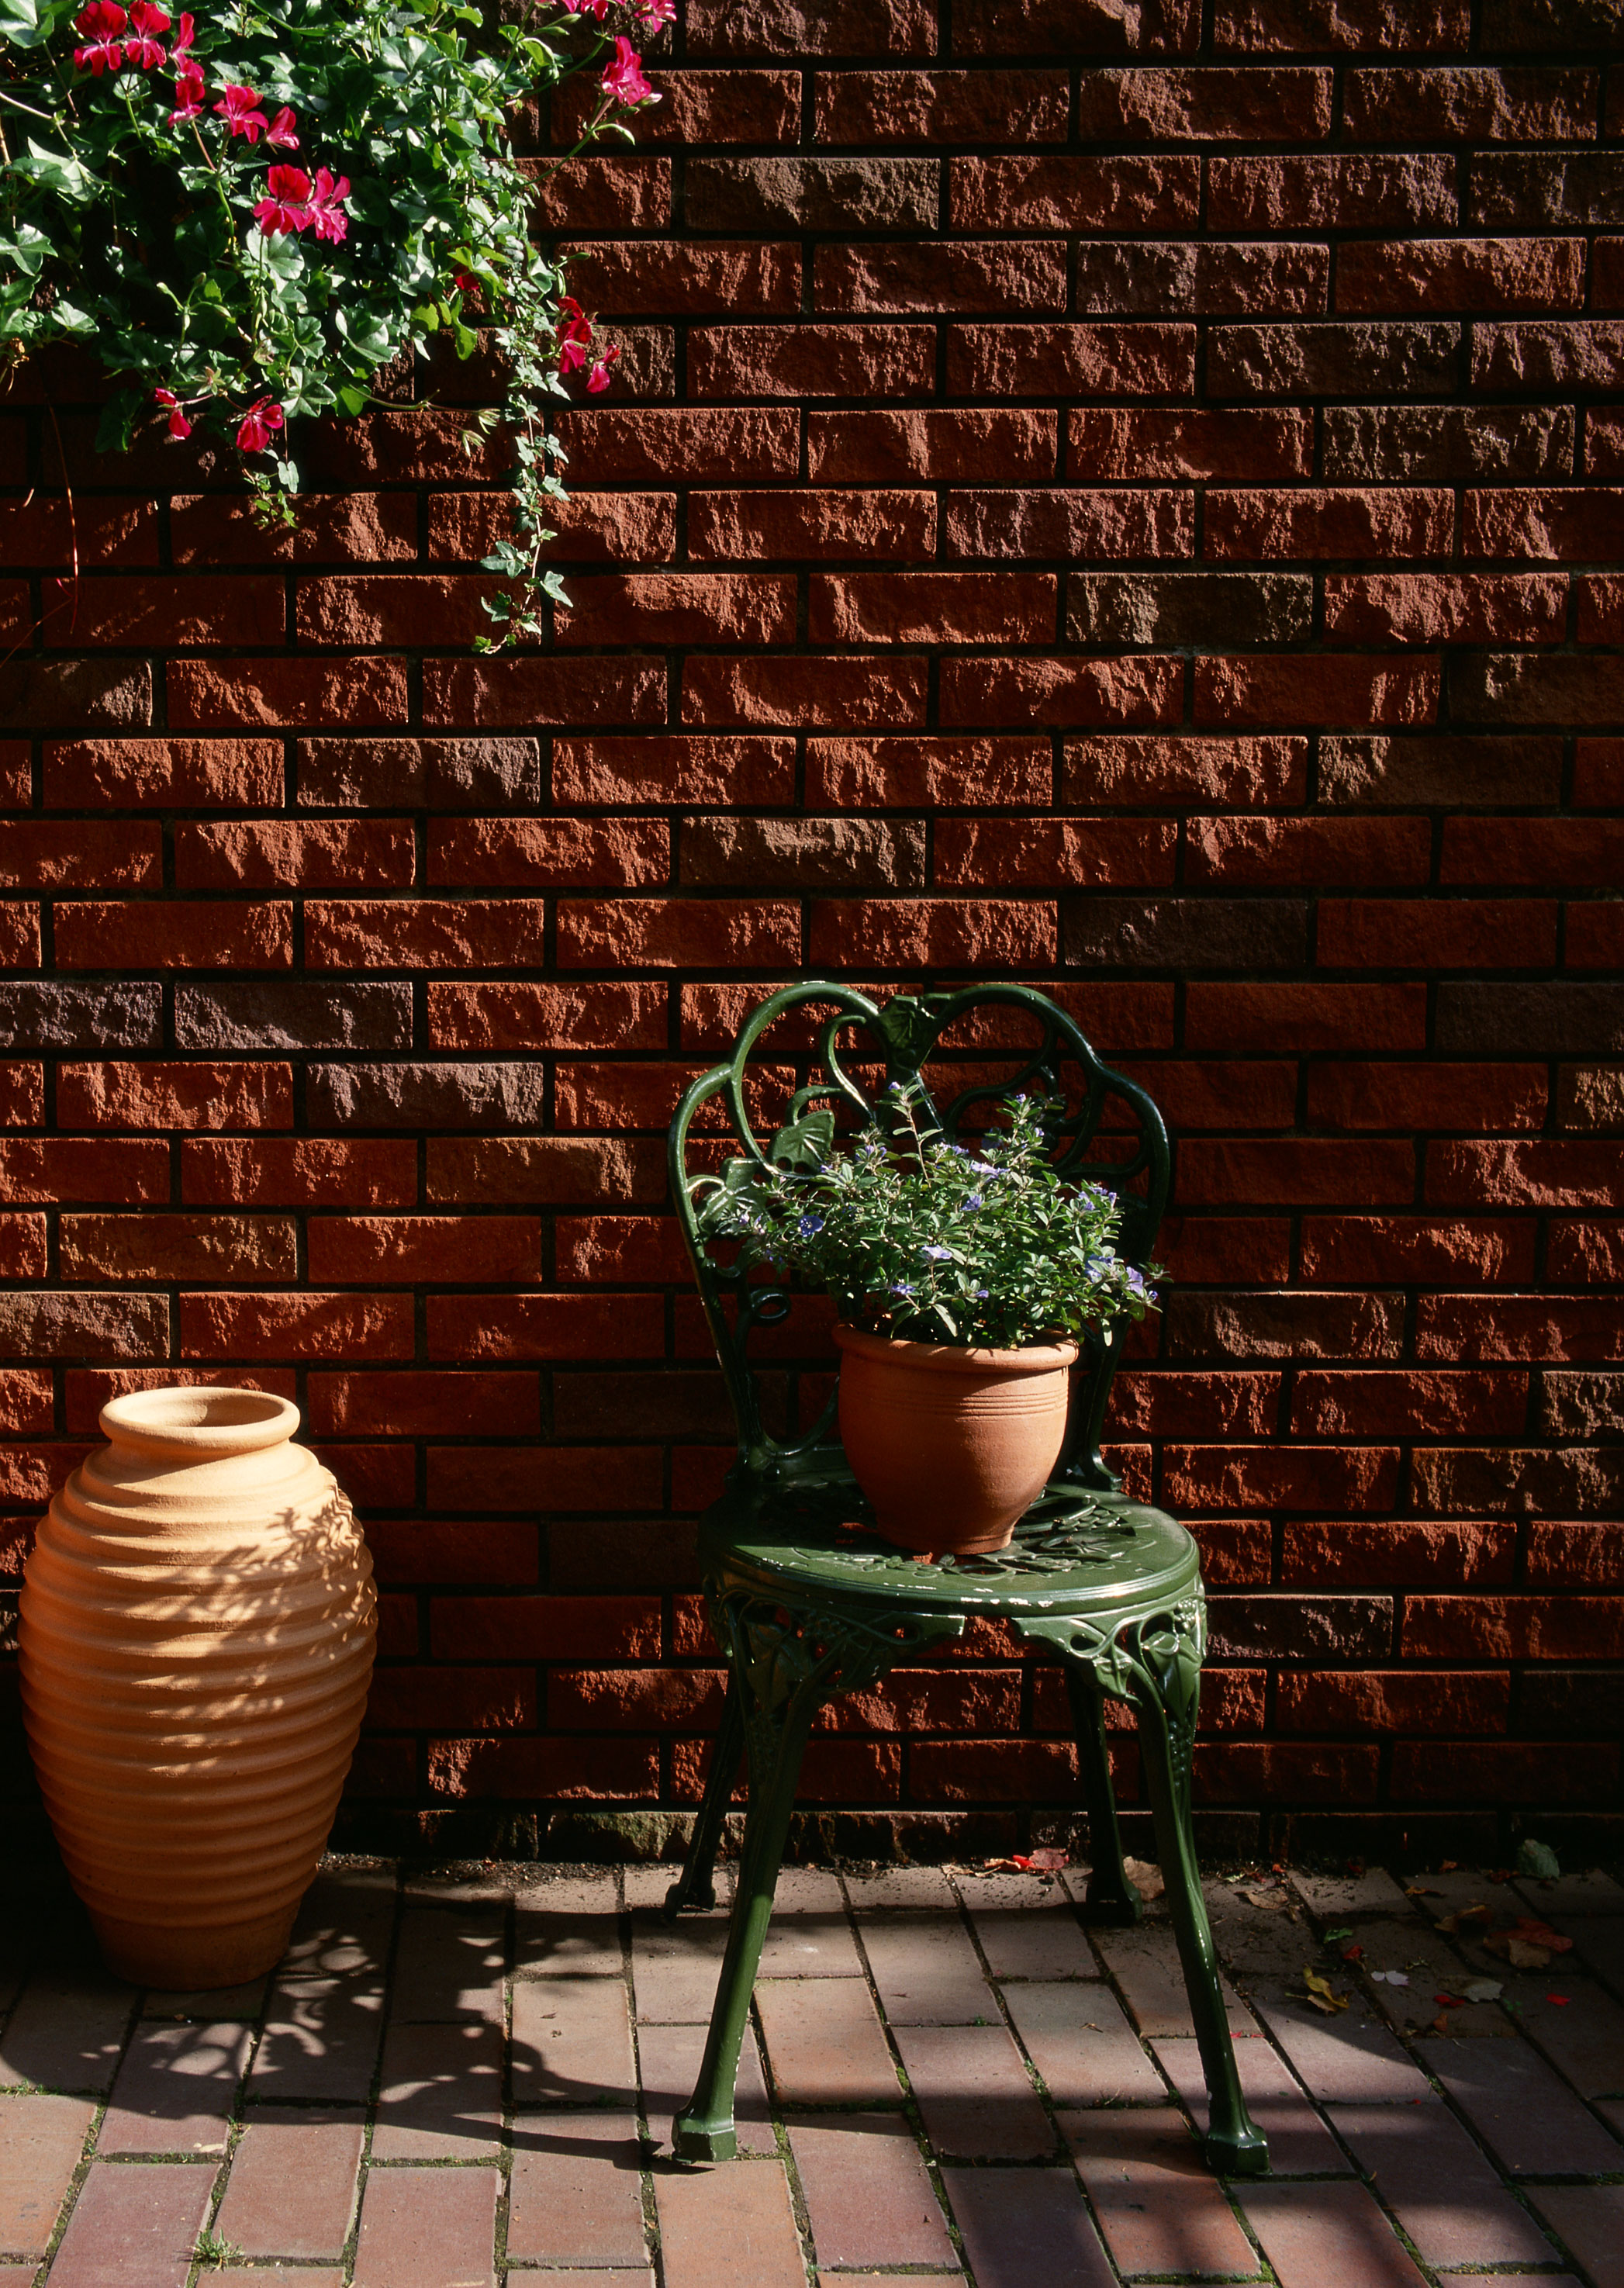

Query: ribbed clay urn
[19,1388,376,1989]
[833,1325,1080,1558]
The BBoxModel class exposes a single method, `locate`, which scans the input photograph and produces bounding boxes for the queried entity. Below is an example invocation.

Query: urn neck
[98,1388,302,1466]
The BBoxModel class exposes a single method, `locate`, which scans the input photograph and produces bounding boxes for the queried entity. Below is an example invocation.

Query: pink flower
[264,105,299,149]
[587,343,620,394]
[600,36,658,106]
[152,386,192,440]
[253,164,313,236]
[555,293,593,375]
[236,396,284,454]
[215,82,270,141]
[306,166,350,244]
[73,1,126,74]
[169,58,204,119]
[171,9,193,53]
[125,1,168,65]
[636,0,676,27]
[559,0,610,18]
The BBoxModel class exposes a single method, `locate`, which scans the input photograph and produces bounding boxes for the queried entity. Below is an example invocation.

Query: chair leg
[672,1670,812,2162]
[1132,1647,1269,2179]
[1065,1661,1142,1925]
[664,1669,745,1921]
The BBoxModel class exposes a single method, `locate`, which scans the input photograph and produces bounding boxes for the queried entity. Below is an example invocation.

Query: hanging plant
[0,0,665,643]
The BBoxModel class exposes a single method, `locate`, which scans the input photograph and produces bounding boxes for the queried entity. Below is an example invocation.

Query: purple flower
[921,1243,953,1261]
[796,1213,824,1237]
[964,1193,983,1211]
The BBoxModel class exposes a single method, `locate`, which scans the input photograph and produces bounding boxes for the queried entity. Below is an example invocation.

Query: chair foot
[1204,2123,1270,2177]
[672,2107,737,2163]
[662,1872,714,1922]
[1077,1870,1143,1925]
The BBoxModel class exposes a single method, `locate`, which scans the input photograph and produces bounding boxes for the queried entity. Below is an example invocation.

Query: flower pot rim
[833,1322,1079,1375]
[99,1386,302,1460]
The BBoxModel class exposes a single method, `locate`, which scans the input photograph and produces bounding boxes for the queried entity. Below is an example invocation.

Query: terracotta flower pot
[833,1323,1079,1557]
[19,1388,376,1989]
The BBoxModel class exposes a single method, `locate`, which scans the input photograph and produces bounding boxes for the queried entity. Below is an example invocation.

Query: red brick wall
[3,0,1622,1862]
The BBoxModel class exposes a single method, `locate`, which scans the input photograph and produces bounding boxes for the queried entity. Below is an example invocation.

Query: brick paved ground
[1,1851,1620,2287]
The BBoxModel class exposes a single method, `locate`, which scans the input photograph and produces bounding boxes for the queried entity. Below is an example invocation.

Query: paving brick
[860,1913,995,2023]
[98,2020,253,2155]
[893,2024,1056,2160]
[515,1876,624,1977]
[142,1977,268,2021]
[213,2108,364,2259]
[1249,1982,1432,2103]
[1286,1869,1415,1921]
[1416,2034,1624,2176]
[1069,2105,1261,2278]
[507,2113,648,2266]
[0,1967,137,2096]
[971,1906,1099,1981]
[636,2018,776,2155]
[47,2159,217,2288]
[1512,1975,1624,2101]
[754,1975,900,2104]
[351,2165,498,2288]
[790,2114,955,2268]
[654,2159,805,2288]
[389,1908,505,2023]
[1003,1979,1166,2107]
[1331,2100,1558,2269]
[631,1910,730,2021]
[1094,1923,1252,2038]
[0,2093,96,2255]
[248,1975,385,2103]
[757,1908,865,1979]
[1240,2180,1429,2288]
[843,1868,955,1912]
[943,2167,1117,2288]
[371,2018,504,2158]
[1527,2187,1624,2288]
[511,1977,636,2108]
[1155,2034,1349,2176]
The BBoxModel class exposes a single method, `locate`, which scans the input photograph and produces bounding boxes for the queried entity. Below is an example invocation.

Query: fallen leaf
[1237,1883,1293,1913]
[1511,1918,1572,1954]
[1517,1839,1560,1881]
[1301,1968,1349,2013]
[1370,1968,1410,1986]
[1324,1925,1355,1944]
[1122,1857,1166,1900]
[1405,1885,1443,1899]
[1341,1944,1364,1962]
[1546,1993,1571,2006]
[1439,1859,1459,1872]
[1481,1929,1553,1969]
[1434,1992,1467,2009]
[1463,1979,1503,2003]
[1026,1847,1069,1871]
[1429,2013,1455,2037]
[1439,1905,1491,1934]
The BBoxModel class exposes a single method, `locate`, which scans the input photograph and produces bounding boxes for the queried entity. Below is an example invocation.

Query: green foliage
[1,0,655,641]
[697,1084,1159,1353]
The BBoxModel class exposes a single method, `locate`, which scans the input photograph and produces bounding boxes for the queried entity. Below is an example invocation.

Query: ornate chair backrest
[669,981,1170,1495]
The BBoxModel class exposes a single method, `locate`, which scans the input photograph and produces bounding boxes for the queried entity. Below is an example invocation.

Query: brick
[1177,1139,1414,1206]
[294,735,539,811]
[950,155,1199,233]
[815,67,1069,144]
[557,572,795,649]
[937,817,1174,887]
[1188,815,1430,886]
[553,736,793,809]
[754,1977,899,2104]
[942,655,1180,728]
[0,1288,168,1359]
[689,154,936,230]
[1474,320,1624,389]
[1474,153,1624,228]
[1066,734,1304,808]
[557,406,797,483]
[507,2117,647,2266]
[1167,1289,1405,1360]
[54,900,292,973]
[689,322,933,400]
[809,734,1049,810]
[351,2169,496,2288]
[1332,411,1571,496]
[1069,2108,1259,2278]
[1209,320,1458,397]
[1211,153,1455,229]
[1185,982,1428,1050]
[1411,1446,1624,1516]
[1070,407,1309,482]
[1077,64,1332,137]
[689,488,935,562]
[1299,1217,1536,1286]
[947,320,1195,396]
[789,2117,955,2268]
[1549,1222,1624,1284]
[4,496,157,569]
[174,819,413,892]
[59,1212,296,1285]
[0,821,161,890]
[46,572,283,648]
[1430,1139,1624,1207]
[681,816,924,890]
[427,1135,665,1205]
[0,2093,97,2256]
[1239,2182,1429,2288]
[1319,899,1558,970]
[807,408,1056,483]
[808,897,1055,969]
[213,2110,364,2259]
[0,982,161,1052]
[943,2169,1115,2288]
[894,2025,1055,2159]
[0,656,151,730]
[173,983,412,1053]
[1340,236,1584,314]
[547,61,800,143]
[179,1291,413,1361]
[654,2163,804,2288]
[308,1370,538,1438]
[1416,1294,1624,1361]
[169,490,416,565]
[168,656,406,730]
[308,1216,539,1283]
[683,655,928,730]
[0,1138,169,1201]
[100,2018,252,2154]
[1321,731,1562,807]
[1279,1667,1510,1730]
[46,2161,217,2288]
[181,1139,416,1206]
[1345,64,1598,140]
[1070,570,1309,645]
[947,486,1194,559]
[812,571,1055,647]
[1527,2190,1624,2288]
[427,982,665,1052]
[1422,2039,1624,2177]
[1402,1595,1624,1659]
[1194,655,1439,729]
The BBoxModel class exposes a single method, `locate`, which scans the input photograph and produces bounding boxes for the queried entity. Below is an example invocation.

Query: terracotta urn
[19,1388,375,1989]
[833,1324,1079,1558]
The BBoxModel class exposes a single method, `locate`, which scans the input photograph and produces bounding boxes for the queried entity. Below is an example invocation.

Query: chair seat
[700,1456,1201,1643]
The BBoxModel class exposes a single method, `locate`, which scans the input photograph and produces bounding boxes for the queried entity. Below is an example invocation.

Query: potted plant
[696,1085,1158,1559]
[0,0,664,643]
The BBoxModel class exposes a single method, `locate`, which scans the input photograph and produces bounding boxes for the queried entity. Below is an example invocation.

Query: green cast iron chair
[662,980,1268,2178]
